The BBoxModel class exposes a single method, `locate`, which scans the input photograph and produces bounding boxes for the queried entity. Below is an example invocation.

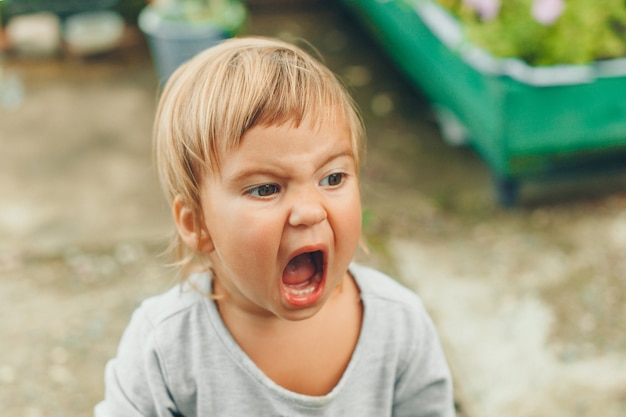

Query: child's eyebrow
[227,148,355,183]
[319,148,355,168]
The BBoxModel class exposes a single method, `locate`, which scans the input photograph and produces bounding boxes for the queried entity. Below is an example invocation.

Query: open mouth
[281,250,325,304]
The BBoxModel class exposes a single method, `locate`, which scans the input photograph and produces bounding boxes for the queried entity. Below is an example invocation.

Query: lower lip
[280,272,326,307]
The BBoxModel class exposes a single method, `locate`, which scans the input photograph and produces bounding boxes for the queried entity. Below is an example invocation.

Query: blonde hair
[154,36,365,276]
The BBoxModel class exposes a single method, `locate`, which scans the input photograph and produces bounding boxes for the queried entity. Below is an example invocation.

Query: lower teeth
[287,285,316,296]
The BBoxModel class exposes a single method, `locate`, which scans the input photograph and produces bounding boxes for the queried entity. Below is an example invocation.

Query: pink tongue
[283,253,316,286]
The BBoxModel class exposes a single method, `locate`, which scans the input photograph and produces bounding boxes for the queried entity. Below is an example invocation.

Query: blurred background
[0,0,625,416]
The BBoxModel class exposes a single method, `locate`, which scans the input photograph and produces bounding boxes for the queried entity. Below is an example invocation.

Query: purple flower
[462,0,501,21]
[532,0,565,25]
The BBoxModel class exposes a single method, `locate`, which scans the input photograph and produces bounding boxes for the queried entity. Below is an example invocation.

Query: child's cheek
[230,205,282,253]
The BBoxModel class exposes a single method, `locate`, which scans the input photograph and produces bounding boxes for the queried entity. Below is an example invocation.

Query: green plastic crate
[341,0,626,205]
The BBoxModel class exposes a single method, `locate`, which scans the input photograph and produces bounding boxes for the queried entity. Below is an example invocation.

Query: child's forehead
[209,116,354,169]
[211,122,354,181]
[249,112,352,142]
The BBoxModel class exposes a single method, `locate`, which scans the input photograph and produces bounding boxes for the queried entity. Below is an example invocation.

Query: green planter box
[341,0,626,206]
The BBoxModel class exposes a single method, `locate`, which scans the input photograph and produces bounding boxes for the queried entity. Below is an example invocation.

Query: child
[96,36,454,416]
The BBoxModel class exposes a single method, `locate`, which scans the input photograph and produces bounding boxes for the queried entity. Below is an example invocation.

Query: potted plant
[341,0,626,206]
[138,0,247,84]
[436,0,626,66]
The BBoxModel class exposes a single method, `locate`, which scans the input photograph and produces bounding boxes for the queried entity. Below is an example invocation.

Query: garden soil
[1,3,625,416]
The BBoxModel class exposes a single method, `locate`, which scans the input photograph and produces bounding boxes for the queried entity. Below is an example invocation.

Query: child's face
[198,117,362,321]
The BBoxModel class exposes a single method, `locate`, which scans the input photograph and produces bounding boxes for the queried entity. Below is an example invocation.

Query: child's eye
[247,184,280,197]
[320,173,345,187]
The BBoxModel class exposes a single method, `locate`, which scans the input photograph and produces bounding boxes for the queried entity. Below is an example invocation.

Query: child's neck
[216,274,363,396]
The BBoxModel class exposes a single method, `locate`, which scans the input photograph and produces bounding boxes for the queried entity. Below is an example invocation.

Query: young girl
[96,36,454,417]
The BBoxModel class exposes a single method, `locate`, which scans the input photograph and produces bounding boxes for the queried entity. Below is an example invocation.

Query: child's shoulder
[350,262,442,355]
[350,262,424,307]
[135,272,212,329]
[349,262,436,333]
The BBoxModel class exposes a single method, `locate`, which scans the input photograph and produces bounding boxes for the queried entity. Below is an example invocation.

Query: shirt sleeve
[94,307,182,417]
[392,303,455,417]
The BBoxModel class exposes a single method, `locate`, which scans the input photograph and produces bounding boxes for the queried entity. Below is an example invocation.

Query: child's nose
[288,197,327,227]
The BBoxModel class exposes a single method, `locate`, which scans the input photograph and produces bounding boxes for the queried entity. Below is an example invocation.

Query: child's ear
[172,195,214,253]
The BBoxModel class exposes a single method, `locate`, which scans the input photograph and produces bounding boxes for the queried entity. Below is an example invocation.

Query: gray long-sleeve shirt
[95,263,454,416]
